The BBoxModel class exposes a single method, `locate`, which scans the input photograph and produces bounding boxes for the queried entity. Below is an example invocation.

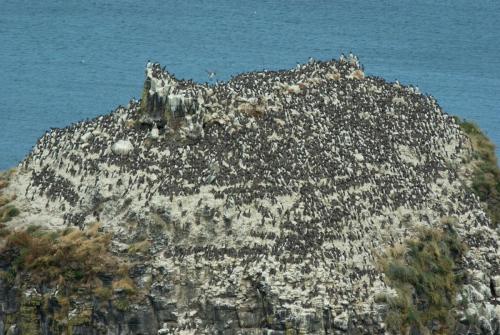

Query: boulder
[111,140,134,155]
[334,312,349,331]
[492,275,500,297]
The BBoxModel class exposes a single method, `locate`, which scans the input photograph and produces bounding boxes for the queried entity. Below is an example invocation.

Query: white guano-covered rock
[392,96,407,106]
[80,132,93,143]
[334,312,349,331]
[150,124,159,139]
[111,140,134,155]
[354,153,364,162]
[493,275,500,297]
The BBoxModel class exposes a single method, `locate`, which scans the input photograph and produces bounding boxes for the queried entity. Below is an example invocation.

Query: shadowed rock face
[139,64,202,132]
[1,58,499,334]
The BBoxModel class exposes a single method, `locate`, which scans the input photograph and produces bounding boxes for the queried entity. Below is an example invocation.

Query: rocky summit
[1,57,499,334]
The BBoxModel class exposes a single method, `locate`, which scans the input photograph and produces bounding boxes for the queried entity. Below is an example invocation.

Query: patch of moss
[19,307,41,335]
[0,268,16,284]
[55,296,70,320]
[0,169,15,193]
[377,223,466,334]
[0,205,19,223]
[93,286,113,301]
[18,293,43,335]
[455,117,500,227]
[68,308,92,326]
[113,297,130,312]
[2,314,16,333]
[0,170,19,222]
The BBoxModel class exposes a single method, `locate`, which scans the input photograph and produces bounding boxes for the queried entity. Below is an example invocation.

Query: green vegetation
[375,118,498,333]
[0,168,151,332]
[112,277,137,295]
[0,205,19,223]
[93,286,113,300]
[377,222,466,334]
[113,297,131,312]
[0,224,120,286]
[455,117,500,227]
[0,170,20,223]
[0,224,140,333]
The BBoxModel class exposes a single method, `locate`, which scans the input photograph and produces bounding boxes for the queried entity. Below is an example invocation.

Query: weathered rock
[150,124,159,139]
[492,275,500,297]
[80,132,93,143]
[6,324,19,335]
[1,57,499,334]
[111,139,134,155]
[333,312,349,331]
[479,315,493,335]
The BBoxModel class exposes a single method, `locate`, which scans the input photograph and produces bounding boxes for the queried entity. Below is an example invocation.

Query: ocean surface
[0,0,499,170]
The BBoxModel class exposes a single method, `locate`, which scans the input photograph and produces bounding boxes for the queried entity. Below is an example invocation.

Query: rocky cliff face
[0,57,499,334]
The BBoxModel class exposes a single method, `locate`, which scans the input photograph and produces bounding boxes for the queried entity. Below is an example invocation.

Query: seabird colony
[6,57,498,333]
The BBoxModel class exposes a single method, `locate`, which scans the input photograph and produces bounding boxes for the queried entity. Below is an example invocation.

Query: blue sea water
[0,0,499,170]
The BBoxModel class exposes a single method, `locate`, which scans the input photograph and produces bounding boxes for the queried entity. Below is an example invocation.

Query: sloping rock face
[2,58,499,334]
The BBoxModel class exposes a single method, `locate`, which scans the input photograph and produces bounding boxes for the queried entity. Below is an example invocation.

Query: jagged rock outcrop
[1,57,499,334]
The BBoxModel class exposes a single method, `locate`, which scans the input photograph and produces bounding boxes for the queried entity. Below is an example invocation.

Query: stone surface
[1,58,499,334]
[493,275,500,297]
[111,139,134,155]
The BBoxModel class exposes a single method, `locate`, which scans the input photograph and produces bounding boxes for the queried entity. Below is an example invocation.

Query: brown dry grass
[127,239,151,254]
[112,277,136,295]
[0,225,130,289]
[0,169,19,223]
[0,224,142,330]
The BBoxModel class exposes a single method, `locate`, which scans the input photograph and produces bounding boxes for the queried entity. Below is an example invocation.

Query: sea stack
[0,58,498,334]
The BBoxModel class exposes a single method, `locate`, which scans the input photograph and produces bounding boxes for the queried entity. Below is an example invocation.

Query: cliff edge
[0,57,499,334]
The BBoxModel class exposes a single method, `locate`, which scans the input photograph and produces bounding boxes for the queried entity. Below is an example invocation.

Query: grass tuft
[0,205,19,222]
[0,226,141,332]
[377,224,466,334]
[93,286,113,301]
[112,277,136,295]
[0,169,20,223]
[455,117,500,228]
[0,226,135,293]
